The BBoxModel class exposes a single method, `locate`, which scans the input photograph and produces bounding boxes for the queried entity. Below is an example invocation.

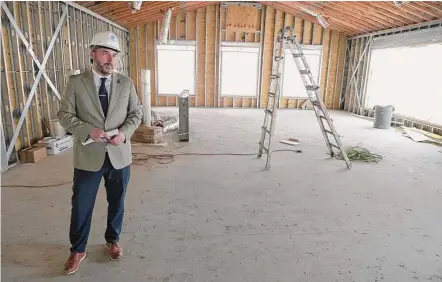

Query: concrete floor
[2,108,442,282]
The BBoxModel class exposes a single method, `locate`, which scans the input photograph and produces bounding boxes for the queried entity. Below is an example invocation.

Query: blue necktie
[99,77,109,117]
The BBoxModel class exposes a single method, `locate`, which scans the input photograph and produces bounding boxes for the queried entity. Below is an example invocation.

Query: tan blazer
[57,69,142,172]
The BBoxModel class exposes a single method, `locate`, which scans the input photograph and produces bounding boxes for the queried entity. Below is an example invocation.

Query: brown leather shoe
[106,243,123,261]
[64,252,87,275]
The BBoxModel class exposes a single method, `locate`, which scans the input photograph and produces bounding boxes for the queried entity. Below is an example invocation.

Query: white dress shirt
[92,67,112,101]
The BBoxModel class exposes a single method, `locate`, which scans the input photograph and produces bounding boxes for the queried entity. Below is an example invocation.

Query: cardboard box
[19,145,47,163]
[37,135,73,155]
[131,125,163,144]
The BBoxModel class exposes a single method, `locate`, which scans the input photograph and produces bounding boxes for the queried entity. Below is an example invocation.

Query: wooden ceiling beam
[337,2,408,27]
[421,2,442,15]
[265,1,358,34]
[384,1,433,22]
[123,3,206,25]
[368,2,421,23]
[80,2,97,9]
[409,2,442,18]
[124,3,212,27]
[110,2,173,22]
[90,2,127,15]
[308,2,387,31]
[355,2,412,25]
[111,2,200,23]
[287,2,372,33]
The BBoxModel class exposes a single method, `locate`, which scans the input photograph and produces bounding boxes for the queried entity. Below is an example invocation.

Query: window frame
[281,44,323,98]
[155,40,197,96]
[219,42,262,98]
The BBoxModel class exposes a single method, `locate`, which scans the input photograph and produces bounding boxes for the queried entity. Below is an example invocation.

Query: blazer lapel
[81,69,105,118]
[108,72,122,115]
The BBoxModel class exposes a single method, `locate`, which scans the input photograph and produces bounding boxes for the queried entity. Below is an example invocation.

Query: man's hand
[109,130,126,146]
[90,128,110,143]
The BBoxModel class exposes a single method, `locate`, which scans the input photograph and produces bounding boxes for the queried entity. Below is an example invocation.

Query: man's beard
[94,62,114,75]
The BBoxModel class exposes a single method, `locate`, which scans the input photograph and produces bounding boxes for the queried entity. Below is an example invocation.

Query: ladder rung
[330,143,340,149]
[262,126,271,134]
[275,56,284,61]
[260,144,269,153]
[265,109,273,115]
[292,53,303,57]
[299,70,310,75]
[312,100,321,107]
[268,92,276,97]
[270,74,281,79]
[306,85,319,91]
[324,129,333,135]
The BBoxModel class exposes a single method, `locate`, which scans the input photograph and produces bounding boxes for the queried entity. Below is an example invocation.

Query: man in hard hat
[57,31,142,274]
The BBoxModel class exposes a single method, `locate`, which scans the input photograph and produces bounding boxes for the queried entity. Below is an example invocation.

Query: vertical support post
[49,1,60,116]
[1,119,9,172]
[257,5,265,108]
[66,4,73,70]
[6,1,26,148]
[0,13,19,162]
[218,5,224,108]
[14,1,33,146]
[72,7,79,70]
[141,69,151,126]
[205,7,208,108]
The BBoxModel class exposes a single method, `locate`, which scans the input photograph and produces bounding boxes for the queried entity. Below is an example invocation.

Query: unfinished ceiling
[78,1,442,35]
[77,1,214,27]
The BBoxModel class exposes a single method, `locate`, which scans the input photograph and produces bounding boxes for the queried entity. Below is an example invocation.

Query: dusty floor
[2,108,442,282]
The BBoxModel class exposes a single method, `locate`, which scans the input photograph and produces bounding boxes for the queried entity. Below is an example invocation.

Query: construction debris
[335,146,383,163]
[400,126,442,145]
[280,140,299,146]
[151,110,179,133]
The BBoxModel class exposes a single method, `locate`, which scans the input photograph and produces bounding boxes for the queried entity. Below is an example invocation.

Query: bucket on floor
[373,105,394,129]
[49,119,66,138]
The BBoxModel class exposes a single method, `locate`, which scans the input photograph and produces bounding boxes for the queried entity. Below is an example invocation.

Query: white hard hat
[90,31,121,52]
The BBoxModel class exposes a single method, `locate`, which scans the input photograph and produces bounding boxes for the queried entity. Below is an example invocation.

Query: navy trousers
[69,153,130,253]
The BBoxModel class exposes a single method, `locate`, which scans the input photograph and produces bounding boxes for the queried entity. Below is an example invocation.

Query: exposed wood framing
[131,3,346,109]
[1,1,129,167]
[79,1,442,36]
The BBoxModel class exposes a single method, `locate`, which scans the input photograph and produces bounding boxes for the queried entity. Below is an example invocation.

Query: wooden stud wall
[0,1,129,162]
[130,4,348,110]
